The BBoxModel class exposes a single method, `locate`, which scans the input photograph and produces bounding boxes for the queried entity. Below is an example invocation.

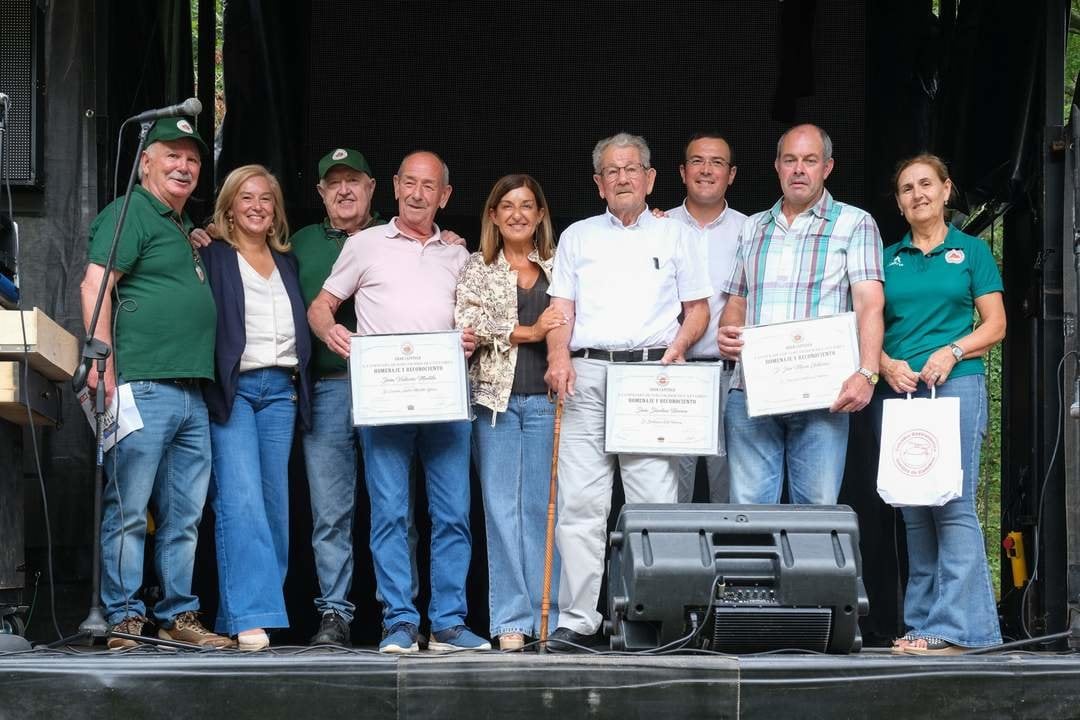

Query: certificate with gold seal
[604,362,722,455]
[740,312,859,418]
[349,331,469,426]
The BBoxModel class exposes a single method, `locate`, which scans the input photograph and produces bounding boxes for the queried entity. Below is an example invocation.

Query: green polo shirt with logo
[291,213,385,377]
[882,225,1003,379]
[87,184,217,381]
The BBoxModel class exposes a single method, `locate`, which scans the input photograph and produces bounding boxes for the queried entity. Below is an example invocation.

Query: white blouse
[238,254,298,372]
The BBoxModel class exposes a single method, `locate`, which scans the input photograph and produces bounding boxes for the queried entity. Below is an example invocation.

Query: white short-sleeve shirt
[666,201,746,359]
[548,208,712,350]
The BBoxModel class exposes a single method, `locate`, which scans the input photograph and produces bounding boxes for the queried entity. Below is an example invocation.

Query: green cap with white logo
[318,148,372,179]
[145,116,209,157]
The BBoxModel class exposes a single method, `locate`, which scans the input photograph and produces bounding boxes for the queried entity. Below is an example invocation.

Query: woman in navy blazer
[199,164,311,650]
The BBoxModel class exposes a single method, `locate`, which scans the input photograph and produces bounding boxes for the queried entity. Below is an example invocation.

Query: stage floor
[2,645,1079,719]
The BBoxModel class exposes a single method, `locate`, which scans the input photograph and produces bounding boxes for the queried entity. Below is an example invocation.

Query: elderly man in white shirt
[667,133,746,504]
[544,132,712,652]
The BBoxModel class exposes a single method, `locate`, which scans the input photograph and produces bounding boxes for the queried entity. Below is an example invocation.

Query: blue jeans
[302,378,360,623]
[303,378,419,623]
[358,421,472,632]
[724,389,849,504]
[873,374,1001,647]
[209,368,295,635]
[100,380,211,625]
[473,395,560,638]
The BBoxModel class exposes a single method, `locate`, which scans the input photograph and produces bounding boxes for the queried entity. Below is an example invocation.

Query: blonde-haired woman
[200,164,312,650]
[455,174,565,650]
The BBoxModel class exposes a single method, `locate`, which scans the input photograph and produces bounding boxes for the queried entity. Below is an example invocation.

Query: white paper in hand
[77,383,144,452]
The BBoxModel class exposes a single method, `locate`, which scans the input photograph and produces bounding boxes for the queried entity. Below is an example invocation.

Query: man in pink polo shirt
[308,150,488,653]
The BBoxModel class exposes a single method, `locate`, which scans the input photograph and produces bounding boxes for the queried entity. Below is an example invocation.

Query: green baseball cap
[145,116,209,157]
[318,148,372,179]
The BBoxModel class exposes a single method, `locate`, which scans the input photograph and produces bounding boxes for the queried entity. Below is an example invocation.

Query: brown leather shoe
[158,611,235,648]
[107,615,147,650]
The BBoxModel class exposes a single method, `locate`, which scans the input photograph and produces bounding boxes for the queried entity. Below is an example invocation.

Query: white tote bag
[876,387,963,507]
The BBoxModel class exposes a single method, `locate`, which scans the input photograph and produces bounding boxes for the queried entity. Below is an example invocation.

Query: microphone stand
[50,120,197,650]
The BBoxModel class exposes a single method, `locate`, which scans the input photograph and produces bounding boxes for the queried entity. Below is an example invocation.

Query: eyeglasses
[686,157,732,170]
[597,163,649,182]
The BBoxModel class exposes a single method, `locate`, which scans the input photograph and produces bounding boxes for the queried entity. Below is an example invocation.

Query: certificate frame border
[349,330,470,427]
[740,312,859,418]
[603,361,722,456]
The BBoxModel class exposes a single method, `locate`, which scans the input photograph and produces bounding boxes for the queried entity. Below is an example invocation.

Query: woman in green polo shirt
[878,154,1006,656]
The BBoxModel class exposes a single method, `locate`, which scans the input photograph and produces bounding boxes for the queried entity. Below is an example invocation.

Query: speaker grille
[0,0,41,185]
[711,606,833,653]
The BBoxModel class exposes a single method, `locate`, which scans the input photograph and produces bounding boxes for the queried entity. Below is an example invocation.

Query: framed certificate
[604,362,722,456]
[740,312,859,418]
[349,331,469,426]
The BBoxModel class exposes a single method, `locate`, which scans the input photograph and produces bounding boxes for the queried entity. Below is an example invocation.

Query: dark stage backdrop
[211,0,884,647]
[302,1,866,235]
[221,1,867,239]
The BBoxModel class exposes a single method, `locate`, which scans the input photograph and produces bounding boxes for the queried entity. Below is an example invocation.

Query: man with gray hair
[544,132,712,652]
[717,123,884,506]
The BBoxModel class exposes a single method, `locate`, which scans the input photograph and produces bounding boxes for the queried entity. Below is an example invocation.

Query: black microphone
[127,97,202,123]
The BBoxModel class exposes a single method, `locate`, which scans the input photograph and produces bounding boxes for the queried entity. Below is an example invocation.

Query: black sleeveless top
[512,272,550,396]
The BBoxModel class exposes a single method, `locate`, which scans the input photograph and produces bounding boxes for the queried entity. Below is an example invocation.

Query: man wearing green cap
[79,116,232,649]
[292,148,384,647]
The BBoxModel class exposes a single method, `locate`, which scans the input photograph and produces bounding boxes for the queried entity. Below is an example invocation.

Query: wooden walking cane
[539,393,565,648]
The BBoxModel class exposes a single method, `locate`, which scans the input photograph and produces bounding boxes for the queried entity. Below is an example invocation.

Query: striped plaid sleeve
[845,211,884,283]
[718,218,752,297]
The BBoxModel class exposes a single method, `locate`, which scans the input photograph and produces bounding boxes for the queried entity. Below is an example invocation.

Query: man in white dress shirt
[543,132,712,652]
[667,133,746,504]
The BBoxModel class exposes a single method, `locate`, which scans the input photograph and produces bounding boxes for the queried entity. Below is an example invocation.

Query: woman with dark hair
[200,164,312,650]
[878,154,1005,655]
[455,174,565,651]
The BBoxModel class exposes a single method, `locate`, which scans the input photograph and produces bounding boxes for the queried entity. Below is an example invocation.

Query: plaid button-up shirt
[721,190,883,389]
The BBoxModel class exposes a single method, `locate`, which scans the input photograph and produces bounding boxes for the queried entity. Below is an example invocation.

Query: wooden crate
[0,308,80,381]
[0,361,62,426]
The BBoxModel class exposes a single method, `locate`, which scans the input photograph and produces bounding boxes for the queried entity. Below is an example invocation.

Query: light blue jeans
[303,377,419,624]
[724,389,850,504]
[101,380,211,625]
[302,378,360,623]
[473,395,560,638]
[209,368,295,635]
[873,374,1002,647]
[358,421,472,633]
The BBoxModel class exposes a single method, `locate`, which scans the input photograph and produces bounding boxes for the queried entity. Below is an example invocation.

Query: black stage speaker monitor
[606,504,868,654]
[0,0,45,187]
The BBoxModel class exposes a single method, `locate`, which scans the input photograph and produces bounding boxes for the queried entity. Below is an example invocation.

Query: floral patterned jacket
[455,248,555,415]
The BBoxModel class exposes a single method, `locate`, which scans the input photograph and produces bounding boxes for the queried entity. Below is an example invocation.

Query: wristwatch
[857,367,879,385]
[948,343,964,361]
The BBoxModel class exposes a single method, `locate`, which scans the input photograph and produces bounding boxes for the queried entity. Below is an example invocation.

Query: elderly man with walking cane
[543,132,712,653]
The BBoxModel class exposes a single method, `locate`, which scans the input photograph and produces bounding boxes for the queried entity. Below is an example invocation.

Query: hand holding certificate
[604,362,722,455]
[740,313,859,418]
[349,331,469,426]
